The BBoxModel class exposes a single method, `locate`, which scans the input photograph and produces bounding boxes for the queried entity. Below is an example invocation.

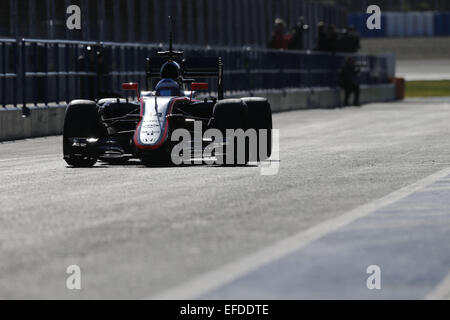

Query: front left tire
[63,100,105,167]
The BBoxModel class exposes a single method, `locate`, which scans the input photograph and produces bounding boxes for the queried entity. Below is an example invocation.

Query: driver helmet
[155,78,182,97]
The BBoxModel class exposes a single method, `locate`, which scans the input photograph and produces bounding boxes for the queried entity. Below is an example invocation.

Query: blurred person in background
[317,21,328,51]
[268,18,291,49]
[348,26,361,52]
[343,25,361,53]
[317,23,360,53]
[316,22,338,52]
[268,17,311,50]
[288,16,310,50]
[339,56,361,107]
[77,45,109,100]
[326,24,339,53]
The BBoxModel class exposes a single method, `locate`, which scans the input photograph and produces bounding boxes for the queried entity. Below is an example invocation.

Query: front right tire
[242,97,273,162]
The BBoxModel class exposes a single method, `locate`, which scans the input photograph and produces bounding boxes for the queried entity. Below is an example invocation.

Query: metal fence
[0,38,390,108]
[0,0,347,49]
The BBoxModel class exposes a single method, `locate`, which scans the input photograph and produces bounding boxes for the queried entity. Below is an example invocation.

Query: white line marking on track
[150,166,450,300]
[426,272,450,300]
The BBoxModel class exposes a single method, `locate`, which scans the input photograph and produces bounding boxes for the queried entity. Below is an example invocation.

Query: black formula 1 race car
[63,38,272,167]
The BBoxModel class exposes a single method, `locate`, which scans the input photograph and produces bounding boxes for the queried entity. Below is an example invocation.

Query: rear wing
[146,56,224,100]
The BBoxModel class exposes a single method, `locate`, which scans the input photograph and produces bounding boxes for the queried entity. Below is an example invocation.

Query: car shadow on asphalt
[95,160,260,169]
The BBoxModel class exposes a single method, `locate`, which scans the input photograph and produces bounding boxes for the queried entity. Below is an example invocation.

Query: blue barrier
[0,38,391,107]
[434,12,450,36]
[348,14,387,38]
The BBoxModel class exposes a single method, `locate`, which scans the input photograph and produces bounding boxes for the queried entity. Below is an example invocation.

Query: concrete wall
[227,84,396,111]
[0,104,66,142]
[0,84,396,142]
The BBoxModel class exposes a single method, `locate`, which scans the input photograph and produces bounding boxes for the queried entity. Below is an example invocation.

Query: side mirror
[191,82,209,91]
[122,82,140,100]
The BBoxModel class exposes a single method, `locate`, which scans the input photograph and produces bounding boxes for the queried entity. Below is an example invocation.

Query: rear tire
[242,98,273,162]
[211,99,248,165]
[63,100,105,167]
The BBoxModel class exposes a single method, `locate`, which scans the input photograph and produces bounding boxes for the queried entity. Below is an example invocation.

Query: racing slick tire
[63,100,105,167]
[211,99,248,165]
[241,98,273,162]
